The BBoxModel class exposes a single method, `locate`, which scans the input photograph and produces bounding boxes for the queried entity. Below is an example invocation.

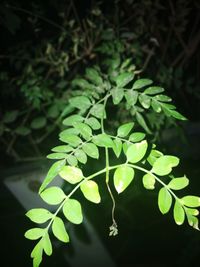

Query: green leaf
[26,208,53,224]
[47,153,67,160]
[93,133,114,148]
[155,94,172,102]
[114,166,135,193]
[147,149,163,166]
[31,117,47,129]
[168,109,187,120]
[66,155,78,166]
[139,94,151,109]
[74,149,87,164]
[60,128,79,137]
[59,166,83,184]
[90,104,105,119]
[85,117,101,130]
[42,233,52,256]
[112,139,122,158]
[186,214,199,230]
[117,122,134,137]
[85,68,103,85]
[40,186,66,205]
[151,99,162,113]
[63,199,83,224]
[82,143,99,159]
[73,122,92,140]
[59,134,82,147]
[136,112,151,134]
[63,115,84,126]
[168,176,189,190]
[158,187,172,214]
[132,79,153,89]
[111,88,124,105]
[185,208,199,216]
[31,241,43,267]
[25,228,44,240]
[144,86,164,95]
[125,90,138,106]
[15,126,31,136]
[39,159,66,193]
[181,196,200,207]
[69,96,91,111]
[52,216,69,243]
[72,78,93,89]
[129,132,146,142]
[52,145,73,153]
[126,140,148,163]
[47,105,59,119]
[80,180,101,203]
[173,200,185,225]
[142,173,155,190]
[3,110,19,123]
[152,155,179,176]
[116,72,134,88]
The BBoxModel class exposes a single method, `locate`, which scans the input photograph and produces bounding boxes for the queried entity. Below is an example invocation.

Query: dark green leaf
[151,99,162,113]
[116,72,134,88]
[125,90,138,106]
[31,117,47,129]
[155,94,172,102]
[132,79,153,89]
[111,88,124,105]
[85,68,103,85]
[144,86,164,95]
[15,126,31,136]
[3,110,19,123]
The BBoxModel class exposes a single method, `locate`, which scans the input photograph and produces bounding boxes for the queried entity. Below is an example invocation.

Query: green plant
[24,61,200,267]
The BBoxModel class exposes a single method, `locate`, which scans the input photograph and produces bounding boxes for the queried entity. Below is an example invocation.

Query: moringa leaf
[80,180,101,203]
[74,149,87,164]
[126,140,148,163]
[63,199,83,224]
[158,187,172,214]
[93,133,114,148]
[152,155,179,176]
[40,186,66,205]
[59,134,82,147]
[132,79,153,89]
[111,88,124,105]
[129,132,146,142]
[25,228,44,240]
[26,208,53,224]
[182,196,200,207]
[112,138,122,158]
[85,117,101,130]
[114,166,134,193]
[173,200,185,225]
[117,122,134,137]
[42,233,52,256]
[63,115,84,126]
[82,143,99,159]
[52,217,69,243]
[142,173,155,190]
[116,72,134,88]
[69,96,91,111]
[168,176,189,190]
[59,166,83,184]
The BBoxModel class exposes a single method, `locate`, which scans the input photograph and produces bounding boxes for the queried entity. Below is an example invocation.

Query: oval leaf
[82,143,99,159]
[142,173,155,190]
[132,79,153,89]
[80,180,101,203]
[40,186,66,205]
[181,196,200,207]
[173,200,185,225]
[129,132,146,142]
[63,115,84,126]
[63,199,83,224]
[59,166,83,184]
[158,187,172,214]
[116,72,134,88]
[168,176,189,190]
[26,208,53,224]
[117,122,134,137]
[25,228,44,240]
[114,166,134,193]
[126,140,148,163]
[42,233,52,256]
[93,133,114,148]
[52,217,69,243]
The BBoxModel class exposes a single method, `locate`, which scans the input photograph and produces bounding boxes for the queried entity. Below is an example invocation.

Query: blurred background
[0,0,200,266]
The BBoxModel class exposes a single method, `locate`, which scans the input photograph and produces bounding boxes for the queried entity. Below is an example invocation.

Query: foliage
[24,63,200,267]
